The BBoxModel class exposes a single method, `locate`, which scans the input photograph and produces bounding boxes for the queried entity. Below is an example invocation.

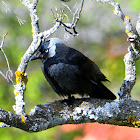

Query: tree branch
[0,33,14,87]
[0,98,139,132]
[51,0,84,36]
[2,1,26,25]
[96,0,140,100]
[13,0,84,116]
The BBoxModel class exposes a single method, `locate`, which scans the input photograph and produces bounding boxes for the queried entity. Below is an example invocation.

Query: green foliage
[0,127,59,140]
[0,83,14,111]
[60,129,83,140]
[102,57,124,82]
[129,0,140,11]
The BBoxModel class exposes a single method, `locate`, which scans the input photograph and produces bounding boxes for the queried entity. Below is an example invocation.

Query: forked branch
[51,0,84,36]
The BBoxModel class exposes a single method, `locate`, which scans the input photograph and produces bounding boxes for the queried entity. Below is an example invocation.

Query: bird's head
[30,38,63,62]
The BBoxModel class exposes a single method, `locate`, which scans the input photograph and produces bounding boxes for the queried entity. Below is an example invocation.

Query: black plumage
[30,38,116,100]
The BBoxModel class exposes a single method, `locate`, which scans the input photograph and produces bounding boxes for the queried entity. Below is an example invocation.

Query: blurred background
[0,0,140,139]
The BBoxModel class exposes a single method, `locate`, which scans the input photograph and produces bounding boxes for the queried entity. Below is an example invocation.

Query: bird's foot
[61,96,75,106]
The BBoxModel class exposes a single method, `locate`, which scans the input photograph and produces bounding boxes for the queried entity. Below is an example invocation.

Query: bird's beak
[30,51,42,61]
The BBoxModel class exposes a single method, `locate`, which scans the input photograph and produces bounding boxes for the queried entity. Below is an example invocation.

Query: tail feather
[90,82,116,100]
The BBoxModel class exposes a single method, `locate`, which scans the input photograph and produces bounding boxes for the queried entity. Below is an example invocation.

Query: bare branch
[73,0,84,27]
[17,17,26,26]
[61,3,74,14]
[0,34,10,71]
[0,98,139,132]
[0,32,7,48]
[51,0,84,36]
[41,22,61,40]
[0,70,8,82]
[96,0,140,100]
[13,0,64,116]
[0,33,14,87]
[2,1,26,25]
[13,0,41,116]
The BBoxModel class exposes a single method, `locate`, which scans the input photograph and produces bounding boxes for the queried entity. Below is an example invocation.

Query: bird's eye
[45,49,49,53]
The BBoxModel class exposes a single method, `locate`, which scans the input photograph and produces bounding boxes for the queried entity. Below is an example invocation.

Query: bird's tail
[90,82,116,100]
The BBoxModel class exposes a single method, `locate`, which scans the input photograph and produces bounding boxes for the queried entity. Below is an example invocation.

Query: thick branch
[13,0,41,116]
[0,99,139,132]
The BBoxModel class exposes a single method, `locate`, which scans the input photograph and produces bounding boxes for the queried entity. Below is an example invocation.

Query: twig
[2,1,26,25]
[73,0,84,27]
[61,3,74,14]
[51,0,84,36]
[0,33,14,87]
[0,33,10,70]
[0,32,7,48]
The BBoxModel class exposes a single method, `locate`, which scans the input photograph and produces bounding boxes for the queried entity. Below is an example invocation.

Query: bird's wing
[66,48,108,82]
[42,62,83,95]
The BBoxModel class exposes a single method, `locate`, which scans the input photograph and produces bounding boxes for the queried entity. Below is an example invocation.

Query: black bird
[30,38,116,100]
